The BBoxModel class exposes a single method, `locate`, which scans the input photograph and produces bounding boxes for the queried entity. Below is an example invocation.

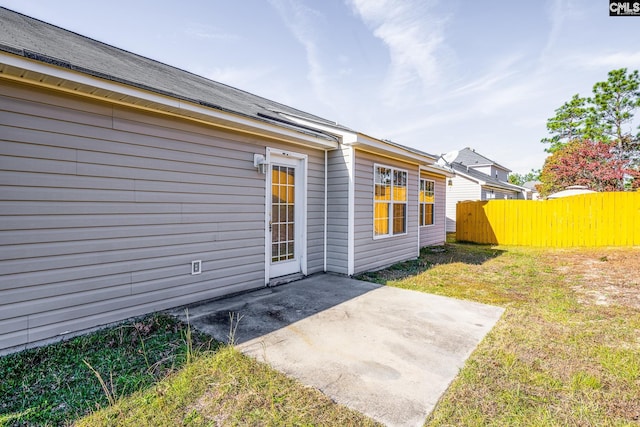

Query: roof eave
[420,164,454,178]
[451,169,485,185]
[278,113,439,164]
[0,51,339,150]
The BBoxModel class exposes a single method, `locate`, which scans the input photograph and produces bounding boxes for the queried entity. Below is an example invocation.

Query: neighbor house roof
[449,147,511,172]
[449,162,524,193]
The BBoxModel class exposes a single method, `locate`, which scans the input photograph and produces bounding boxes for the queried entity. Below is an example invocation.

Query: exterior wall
[471,165,509,182]
[0,80,326,352]
[482,187,521,200]
[352,150,419,274]
[302,151,328,276]
[419,172,446,247]
[469,165,491,177]
[445,175,481,232]
[325,145,350,275]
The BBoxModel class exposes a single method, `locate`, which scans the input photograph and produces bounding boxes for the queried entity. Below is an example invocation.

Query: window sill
[373,232,408,240]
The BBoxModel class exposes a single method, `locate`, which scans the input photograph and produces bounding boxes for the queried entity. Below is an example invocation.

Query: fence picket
[456,193,640,247]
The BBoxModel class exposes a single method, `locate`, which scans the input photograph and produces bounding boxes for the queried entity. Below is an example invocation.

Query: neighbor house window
[374,165,407,237]
[419,179,435,226]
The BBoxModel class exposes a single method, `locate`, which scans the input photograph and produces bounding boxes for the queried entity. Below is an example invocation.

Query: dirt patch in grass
[547,247,640,309]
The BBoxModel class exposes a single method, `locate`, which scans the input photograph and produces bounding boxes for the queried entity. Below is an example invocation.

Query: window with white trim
[419,178,435,226]
[374,165,407,237]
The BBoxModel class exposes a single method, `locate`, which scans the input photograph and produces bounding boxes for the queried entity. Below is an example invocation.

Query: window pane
[426,204,434,225]
[393,170,406,187]
[394,171,407,201]
[419,204,424,226]
[374,202,389,235]
[375,167,391,185]
[375,183,390,200]
[287,242,295,260]
[394,186,407,201]
[393,203,406,234]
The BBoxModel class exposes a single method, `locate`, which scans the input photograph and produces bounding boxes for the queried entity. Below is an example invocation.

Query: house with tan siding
[0,7,452,354]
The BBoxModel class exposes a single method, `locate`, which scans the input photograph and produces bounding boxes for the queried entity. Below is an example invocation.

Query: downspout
[324,149,328,273]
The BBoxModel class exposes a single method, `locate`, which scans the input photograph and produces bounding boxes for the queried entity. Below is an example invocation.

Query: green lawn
[1,242,638,426]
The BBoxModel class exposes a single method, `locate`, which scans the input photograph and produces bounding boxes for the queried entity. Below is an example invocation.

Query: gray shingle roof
[451,147,511,172]
[0,7,348,140]
[450,162,523,192]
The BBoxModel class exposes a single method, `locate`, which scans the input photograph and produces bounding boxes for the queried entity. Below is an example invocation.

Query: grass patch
[77,346,378,426]
[2,242,638,426]
[0,313,214,426]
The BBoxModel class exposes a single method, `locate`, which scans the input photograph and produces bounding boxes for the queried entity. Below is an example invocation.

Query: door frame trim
[264,147,308,284]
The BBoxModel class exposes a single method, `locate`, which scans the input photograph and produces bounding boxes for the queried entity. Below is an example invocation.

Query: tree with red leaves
[538,139,640,197]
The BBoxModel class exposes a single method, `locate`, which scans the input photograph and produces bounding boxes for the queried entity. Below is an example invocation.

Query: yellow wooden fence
[456,193,640,247]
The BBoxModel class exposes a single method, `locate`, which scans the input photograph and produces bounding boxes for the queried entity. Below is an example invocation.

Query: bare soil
[547,247,640,309]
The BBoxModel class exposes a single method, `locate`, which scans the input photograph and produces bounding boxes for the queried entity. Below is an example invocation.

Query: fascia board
[349,133,436,164]
[419,165,454,178]
[0,53,338,149]
[280,113,437,164]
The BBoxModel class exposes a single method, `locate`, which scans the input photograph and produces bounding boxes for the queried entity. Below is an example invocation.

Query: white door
[268,151,306,279]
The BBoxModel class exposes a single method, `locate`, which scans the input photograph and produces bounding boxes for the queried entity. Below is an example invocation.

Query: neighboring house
[437,148,529,232]
[522,180,542,200]
[0,8,452,353]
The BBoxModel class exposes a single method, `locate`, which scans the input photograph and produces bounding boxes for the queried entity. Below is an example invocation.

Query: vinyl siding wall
[325,145,350,275]
[445,175,481,232]
[0,80,326,352]
[470,165,509,182]
[419,173,446,247]
[482,188,522,200]
[353,150,419,274]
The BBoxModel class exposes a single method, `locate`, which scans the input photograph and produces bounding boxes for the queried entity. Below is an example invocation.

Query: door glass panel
[272,165,295,263]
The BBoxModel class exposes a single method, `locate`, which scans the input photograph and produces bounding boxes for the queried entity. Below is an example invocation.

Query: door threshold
[269,273,304,287]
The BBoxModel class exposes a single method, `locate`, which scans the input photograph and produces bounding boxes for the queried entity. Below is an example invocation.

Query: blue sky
[2,0,640,174]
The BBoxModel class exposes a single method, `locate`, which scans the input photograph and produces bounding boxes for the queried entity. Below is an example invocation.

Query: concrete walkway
[171,273,504,427]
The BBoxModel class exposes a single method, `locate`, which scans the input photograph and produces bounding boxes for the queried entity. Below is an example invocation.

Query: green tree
[541,68,640,153]
[586,68,640,142]
[541,94,588,153]
[508,169,540,186]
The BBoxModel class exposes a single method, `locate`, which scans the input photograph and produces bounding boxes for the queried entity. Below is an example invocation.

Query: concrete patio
[171,273,504,426]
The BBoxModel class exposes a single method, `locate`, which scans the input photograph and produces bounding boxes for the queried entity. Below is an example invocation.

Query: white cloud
[184,24,239,41]
[572,52,640,69]
[347,0,449,105]
[268,0,332,105]
[541,0,583,59]
[449,54,524,98]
